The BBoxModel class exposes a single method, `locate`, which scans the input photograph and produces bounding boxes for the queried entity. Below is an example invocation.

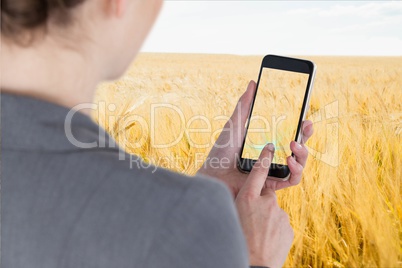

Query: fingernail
[289,156,296,164]
[267,143,275,152]
[248,80,256,90]
[295,142,302,149]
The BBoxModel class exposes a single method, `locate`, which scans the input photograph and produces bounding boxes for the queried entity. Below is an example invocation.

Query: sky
[142,1,402,56]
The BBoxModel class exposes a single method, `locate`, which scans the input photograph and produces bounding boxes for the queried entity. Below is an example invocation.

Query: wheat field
[93,53,402,267]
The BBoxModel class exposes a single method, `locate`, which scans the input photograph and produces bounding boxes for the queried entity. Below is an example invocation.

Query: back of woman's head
[2,0,163,83]
[1,0,86,45]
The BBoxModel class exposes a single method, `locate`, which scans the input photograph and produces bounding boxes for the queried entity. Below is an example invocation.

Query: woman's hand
[236,144,294,268]
[197,80,314,197]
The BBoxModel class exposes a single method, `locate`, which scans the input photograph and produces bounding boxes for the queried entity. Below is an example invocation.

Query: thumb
[212,81,256,150]
[231,80,256,130]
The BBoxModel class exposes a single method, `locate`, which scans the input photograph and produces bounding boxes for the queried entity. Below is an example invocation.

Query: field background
[93,53,402,267]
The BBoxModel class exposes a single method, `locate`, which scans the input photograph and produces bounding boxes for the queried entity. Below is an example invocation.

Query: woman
[1,0,313,267]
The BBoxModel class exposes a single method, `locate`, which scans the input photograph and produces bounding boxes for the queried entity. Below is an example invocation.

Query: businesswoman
[1,1,313,267]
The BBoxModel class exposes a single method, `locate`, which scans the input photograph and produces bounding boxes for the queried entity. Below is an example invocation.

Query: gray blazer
[1,93,249,268]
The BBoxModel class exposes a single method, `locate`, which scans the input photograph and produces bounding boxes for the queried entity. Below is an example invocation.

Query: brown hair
[1,0,86,45]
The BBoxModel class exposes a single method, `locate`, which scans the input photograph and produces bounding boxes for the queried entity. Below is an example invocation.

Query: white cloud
[288,2,402,18]
[329,16,402,34]
[142,1,402,56]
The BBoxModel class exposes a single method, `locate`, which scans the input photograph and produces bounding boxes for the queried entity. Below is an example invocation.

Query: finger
[301,120,314,144]
[286,155,304,186]
[261,186,277,200]
[230,80,256,130]
[240,143,274,198]
[290,141,309,167]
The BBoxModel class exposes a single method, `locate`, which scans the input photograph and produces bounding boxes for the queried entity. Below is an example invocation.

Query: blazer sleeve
[144,178,249,268]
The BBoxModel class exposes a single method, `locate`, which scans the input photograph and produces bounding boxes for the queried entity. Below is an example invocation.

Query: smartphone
[237,55,316,181]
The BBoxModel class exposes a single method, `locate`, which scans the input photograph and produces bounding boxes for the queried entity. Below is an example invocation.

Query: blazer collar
[1,93,114,152]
